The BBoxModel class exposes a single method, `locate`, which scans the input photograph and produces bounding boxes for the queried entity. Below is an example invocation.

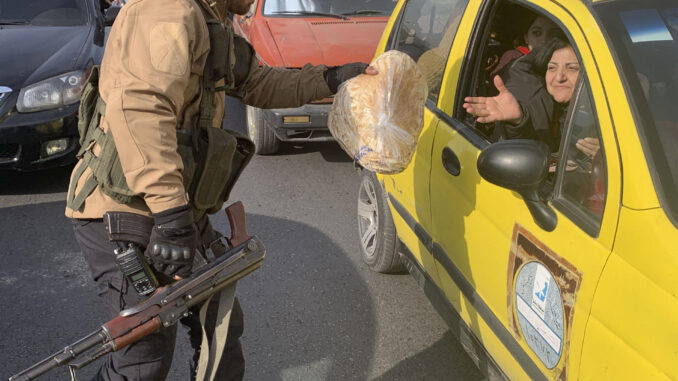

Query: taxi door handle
[442,147,461,176]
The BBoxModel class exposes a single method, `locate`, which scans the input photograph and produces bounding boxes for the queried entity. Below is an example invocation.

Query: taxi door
[428,1,621,379]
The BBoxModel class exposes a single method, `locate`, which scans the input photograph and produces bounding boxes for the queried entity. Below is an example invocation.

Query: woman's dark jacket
[493,54,563,152]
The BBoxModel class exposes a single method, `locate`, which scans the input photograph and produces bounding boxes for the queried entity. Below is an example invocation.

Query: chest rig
[67,3,254,220]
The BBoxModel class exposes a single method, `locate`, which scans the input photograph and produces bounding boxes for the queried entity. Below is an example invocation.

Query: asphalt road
[0,98,483,381]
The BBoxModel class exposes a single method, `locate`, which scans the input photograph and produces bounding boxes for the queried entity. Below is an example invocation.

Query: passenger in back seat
[490,15,561,79]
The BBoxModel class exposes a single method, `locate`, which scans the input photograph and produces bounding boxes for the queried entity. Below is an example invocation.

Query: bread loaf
[328,50,428,174]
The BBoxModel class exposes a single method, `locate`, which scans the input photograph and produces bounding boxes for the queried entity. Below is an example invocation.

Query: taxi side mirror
[477,140,557,231]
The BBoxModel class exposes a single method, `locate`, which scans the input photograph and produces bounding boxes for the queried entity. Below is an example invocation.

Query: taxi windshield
[263,0,396,17]
[0,0,87,26]
[595,0,678,222]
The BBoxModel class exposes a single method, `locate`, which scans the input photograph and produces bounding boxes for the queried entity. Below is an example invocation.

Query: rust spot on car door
[507,224,583,380]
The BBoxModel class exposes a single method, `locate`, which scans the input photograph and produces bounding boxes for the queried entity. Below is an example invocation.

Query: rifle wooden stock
[9,203,264,381]
[112,318,162,350]
[103,304,162,340]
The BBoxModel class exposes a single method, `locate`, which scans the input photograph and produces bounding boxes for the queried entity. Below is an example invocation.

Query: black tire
[357,170,404,273]
[246,105,280,155]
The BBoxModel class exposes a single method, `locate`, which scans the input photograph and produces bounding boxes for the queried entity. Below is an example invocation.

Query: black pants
[73,216,245,381]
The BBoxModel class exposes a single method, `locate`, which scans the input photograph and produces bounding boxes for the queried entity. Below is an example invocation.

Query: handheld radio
[114,242,158,296]
[104,211,160,296]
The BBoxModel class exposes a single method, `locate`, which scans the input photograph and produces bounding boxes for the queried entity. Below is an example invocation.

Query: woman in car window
[466,37,603,213]
[488,17,564,143]
[464,37,598,157]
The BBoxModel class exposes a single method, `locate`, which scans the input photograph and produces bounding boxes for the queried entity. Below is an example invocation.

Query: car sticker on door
[507,224,583,378]
[515,261,564,369]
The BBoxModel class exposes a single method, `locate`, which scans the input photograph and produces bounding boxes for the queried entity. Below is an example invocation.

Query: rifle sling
[195,283,236,381]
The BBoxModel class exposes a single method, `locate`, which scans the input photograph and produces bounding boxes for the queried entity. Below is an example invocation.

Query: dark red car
[233,0,397,154]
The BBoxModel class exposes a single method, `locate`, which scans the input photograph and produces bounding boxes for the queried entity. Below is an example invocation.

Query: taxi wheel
[358,170,404,273]
[246,105,280,155]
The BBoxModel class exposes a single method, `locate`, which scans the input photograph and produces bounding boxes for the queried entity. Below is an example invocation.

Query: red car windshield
[263,0,397,17]
[0,0,87,26]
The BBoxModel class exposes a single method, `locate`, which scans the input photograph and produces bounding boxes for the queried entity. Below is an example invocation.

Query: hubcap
[358,178,379,258]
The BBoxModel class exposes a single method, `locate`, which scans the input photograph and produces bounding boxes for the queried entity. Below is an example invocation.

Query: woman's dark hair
[518,13,538,45]
[493,5,537,47]
[531,36,571,76]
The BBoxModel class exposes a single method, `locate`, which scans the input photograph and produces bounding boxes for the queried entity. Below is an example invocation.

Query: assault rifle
[9,202,265,381]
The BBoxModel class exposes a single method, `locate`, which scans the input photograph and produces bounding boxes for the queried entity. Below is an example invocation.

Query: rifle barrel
[9,329,109,381]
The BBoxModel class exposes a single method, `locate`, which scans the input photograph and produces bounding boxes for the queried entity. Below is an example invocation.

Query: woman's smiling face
[545,45,580,104]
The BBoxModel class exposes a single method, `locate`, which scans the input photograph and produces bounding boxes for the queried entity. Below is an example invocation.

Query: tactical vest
[67,5,254,220]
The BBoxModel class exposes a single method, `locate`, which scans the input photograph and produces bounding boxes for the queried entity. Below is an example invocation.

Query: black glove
[146,205,199,278]
[324,62,370,93]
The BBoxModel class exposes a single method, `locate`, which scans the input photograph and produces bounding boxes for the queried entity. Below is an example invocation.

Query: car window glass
[0,0,87,26]
[264,0,315,15]
[554,82,606,233]
[390,0,469,101]
[595,1,678,224]
[330,0,398,14]
[263,0,397,16]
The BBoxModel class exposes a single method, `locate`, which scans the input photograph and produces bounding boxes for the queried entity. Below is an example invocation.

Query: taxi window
[595,0,678,225]
[552,82,607,236]
[387,0,469,101]
[454,2,568,142]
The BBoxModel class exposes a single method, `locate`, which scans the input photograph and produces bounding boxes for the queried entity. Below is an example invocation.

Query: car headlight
[16,70,86,113]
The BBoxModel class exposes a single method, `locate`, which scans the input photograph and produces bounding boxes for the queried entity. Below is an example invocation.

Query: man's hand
[324,62,378,93]
[463,76,522,124]
[146,205,198,279]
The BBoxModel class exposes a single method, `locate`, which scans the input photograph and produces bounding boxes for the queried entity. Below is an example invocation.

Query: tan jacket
[66,0,332,219]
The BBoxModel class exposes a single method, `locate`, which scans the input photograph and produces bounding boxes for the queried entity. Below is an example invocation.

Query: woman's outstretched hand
[463,76,522,124]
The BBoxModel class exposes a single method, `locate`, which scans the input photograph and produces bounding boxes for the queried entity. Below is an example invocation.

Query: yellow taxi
[356,0,678,379]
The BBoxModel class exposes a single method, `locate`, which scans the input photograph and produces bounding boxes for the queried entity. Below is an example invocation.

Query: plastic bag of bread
[328,50,428,174]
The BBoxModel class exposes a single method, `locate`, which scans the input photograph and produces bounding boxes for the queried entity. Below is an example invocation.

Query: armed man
[64,0,376,379]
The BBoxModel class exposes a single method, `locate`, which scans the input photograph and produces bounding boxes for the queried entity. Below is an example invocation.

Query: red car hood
[265,18,387,67]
